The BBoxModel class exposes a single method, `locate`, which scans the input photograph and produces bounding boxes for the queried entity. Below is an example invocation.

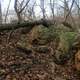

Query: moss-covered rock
[29,25,58,45]
[15,24,78,65]
[53,32,77,65]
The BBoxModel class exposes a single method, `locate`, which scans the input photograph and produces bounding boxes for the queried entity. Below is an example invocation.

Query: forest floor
[0,27,80,80]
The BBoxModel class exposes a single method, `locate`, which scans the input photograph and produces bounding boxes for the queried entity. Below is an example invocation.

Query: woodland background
[0,0,80,80]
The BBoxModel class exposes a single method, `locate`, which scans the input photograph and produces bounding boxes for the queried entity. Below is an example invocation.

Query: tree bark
[0,0,2,24]
[0,20,52,32]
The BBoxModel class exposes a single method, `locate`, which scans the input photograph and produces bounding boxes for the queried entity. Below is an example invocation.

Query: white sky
[1,0,65,17]
[2,0,14,12]
[2,0,41,11]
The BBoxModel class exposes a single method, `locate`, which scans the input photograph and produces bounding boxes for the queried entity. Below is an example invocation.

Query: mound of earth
[0,25,80,80]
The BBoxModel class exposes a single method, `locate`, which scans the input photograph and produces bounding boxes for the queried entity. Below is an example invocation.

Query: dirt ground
[0,28,80,80]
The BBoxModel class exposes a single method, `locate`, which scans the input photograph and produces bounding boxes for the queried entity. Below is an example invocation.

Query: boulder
[29,25,57,45]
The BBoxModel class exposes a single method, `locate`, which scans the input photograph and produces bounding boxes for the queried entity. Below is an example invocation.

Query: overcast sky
[1,0,64,16]
[2,0,40,12]
[2,0,14,12]
[1,0,49,15]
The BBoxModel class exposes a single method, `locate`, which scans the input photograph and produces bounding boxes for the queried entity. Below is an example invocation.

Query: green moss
[38,25,58,41]
[60,32,77,45]
[34,25,77,47]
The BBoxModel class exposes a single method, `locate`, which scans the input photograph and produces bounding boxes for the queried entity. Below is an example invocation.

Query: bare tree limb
[5,0,11,23]
[19,0,30,13]
[64,0,75,22]
[14,0,30,22]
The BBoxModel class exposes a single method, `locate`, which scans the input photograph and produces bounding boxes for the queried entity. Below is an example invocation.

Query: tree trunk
[0,0,2,24]
[0,20,53,32]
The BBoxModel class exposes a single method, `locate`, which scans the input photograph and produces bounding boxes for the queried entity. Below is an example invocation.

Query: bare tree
[0,0,2,24]
[14,0,30,23]
[26,1,36,20]
[40,0,46,19]
[77,0,80,16]
[56,0,76,30]
[49,0,55,20]
[74,0,80,19]
[5,0,11,23]
[64,0,69,18]
[73,0,80,30]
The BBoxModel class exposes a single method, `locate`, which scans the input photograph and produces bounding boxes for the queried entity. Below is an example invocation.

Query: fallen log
[0,19,52,32]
